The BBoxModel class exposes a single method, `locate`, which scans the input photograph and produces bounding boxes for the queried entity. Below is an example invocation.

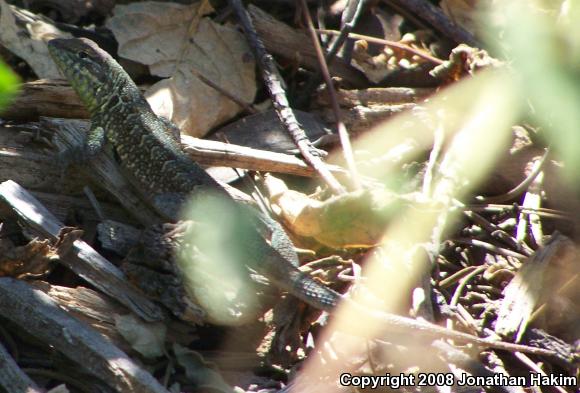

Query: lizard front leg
[57,124,106,170]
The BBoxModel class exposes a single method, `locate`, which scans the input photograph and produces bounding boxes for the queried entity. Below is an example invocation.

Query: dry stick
[0,341,43,393]
[449,265,487,307]
[476,147,550,204]
[296,0,368,105]
[316,1,329,46]
[383,0,479,47]
[228,0,345,195]
[469,204,569,222]
[299,0,361,190]
[462,209,534,257]
[337,0,364,61]
[316,29,445,65]
[454,238,528,260]
[514,352,569,393]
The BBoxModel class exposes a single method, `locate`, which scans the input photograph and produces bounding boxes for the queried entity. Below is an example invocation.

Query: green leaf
[0,60,19,110]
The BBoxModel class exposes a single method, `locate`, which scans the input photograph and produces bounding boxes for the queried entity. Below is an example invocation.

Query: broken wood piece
[0,122,137,223]
[316,86,434,107]
[42,117,162,225]
[31,281,198,354]
[1,79,89,120]
[0,278,169,393]
[0,180,163,322]
[31,280,139,354]
[0,339,43,393]
[97,219,141,256]
[495,233,579,341]
[0,79,148,121]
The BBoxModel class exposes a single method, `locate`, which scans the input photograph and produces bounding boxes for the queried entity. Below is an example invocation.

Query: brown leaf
[0,0,68,78]
[106,1,256,137]
[267,176,421,248]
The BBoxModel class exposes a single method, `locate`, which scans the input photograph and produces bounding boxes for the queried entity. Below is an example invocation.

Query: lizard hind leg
[151,192,189,222]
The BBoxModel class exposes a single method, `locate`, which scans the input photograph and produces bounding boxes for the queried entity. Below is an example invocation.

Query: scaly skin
[48,37,339,311]
[47,38,556,357]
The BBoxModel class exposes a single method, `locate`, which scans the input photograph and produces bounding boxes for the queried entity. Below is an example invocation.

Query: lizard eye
[78,51,89,59]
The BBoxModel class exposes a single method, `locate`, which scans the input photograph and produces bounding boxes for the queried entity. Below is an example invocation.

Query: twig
[316,29,444,65]
[382,0,479,47]
[513,352,569,393]
[83,185,105,221]
[296,0,368,105]
[228,0,346,194]
[467,204,569,222]
[476,148,550,203]
[336,0,365,61]
[299,0,361,190]
[454,238,528,260]
[449,265,487,307]
[462,209,534,257]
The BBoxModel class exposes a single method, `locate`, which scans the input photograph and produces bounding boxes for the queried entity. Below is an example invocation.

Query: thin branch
[228,0,346,194]
[299,0,361,190]
[316,28,444,65]
[296,0,368,106]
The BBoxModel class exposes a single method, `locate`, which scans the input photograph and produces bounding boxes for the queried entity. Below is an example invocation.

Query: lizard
[47,37,558,358]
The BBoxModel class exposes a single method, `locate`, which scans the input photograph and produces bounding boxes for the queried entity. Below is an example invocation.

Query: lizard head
[48,38,131,112]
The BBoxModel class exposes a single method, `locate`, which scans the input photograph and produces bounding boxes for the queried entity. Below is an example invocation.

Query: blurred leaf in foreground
[486,0,580,173]
[177,193,261,326]
[0,60,19,111]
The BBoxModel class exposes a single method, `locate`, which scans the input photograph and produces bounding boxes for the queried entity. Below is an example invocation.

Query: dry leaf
[173,343,234,393]
[211,109,331,153]
[0,0,67,78]
[115,314,166,359]
[266,176,422,248]
[495,233,580,341]
[106,1,256,137]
